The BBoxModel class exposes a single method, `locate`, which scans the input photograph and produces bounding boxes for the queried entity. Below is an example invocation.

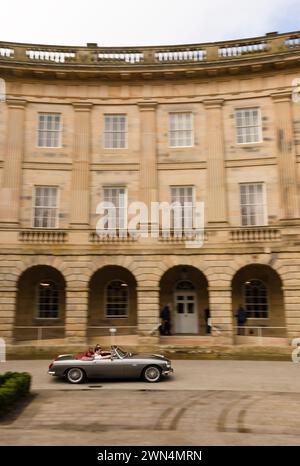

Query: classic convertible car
[48,346,173,384]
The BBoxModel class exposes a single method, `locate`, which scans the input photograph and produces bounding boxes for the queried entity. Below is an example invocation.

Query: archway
[15,265,66,342]
[232,264,286,337]
[160,265,208,335]
[88,265,137,338]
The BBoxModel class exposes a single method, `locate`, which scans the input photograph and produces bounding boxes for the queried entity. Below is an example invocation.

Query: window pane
[105,280,128,316]
[235,108,261,144]
[169,112,193,147]
[239,183,266,226]
[38,113,61,148]
[104,114,127,148]
[244,279,268,318]
[34,186,58,228]
[38,281,59,318]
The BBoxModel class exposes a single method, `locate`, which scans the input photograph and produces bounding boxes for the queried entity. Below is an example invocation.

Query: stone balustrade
[19,229,68,243]
[89,231,137,243]
[25,49,76,63]
[0,47,14,58]
[13,227,286,245]
[285,35,300,47]
[218,41,268,58]
[230,228,281,243]
[0,31,299,68]
[154,48,206,62]
[97,51,144,63]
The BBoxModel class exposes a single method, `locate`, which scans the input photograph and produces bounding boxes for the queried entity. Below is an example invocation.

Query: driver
[93,348,111,360]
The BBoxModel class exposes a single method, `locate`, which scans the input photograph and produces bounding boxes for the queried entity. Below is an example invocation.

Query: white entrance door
[174,292,198,334]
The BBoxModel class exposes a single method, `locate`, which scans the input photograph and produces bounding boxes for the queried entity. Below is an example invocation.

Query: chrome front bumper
[162,367,174,376]
[48,371,56,375]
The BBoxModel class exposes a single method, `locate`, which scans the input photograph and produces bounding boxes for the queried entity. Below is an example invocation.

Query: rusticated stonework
[0,31,300,347]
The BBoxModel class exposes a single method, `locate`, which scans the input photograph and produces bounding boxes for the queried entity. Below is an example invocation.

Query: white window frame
[168,112,194,148]
[170,185,195,233]
[104,114,128,149]
[235,107,262,145]
[37,113,62,148]
[243,278,269,320]
[239,182,267,227]
[32,186,59,229]
[36,280,60,320]
[105,280,129,318]
[102,186,128,232]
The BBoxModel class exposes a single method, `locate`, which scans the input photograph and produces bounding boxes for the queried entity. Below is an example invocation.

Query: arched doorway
[88,266,137,338]
[232,264,286,337]
[174,280,197,333]
[15,265,66,342]
[160,266,208,335]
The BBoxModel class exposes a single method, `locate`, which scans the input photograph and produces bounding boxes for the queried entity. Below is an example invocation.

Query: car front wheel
[143,366,162,383]
[66,367,85,384]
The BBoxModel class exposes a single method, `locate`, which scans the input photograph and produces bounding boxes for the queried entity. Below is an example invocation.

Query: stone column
[204,99,228,225]
[65,286,88,343]
[209,285,233,344]
[70,103,92,228]
[282,286,300,339]
[138,101,158,233]
[137,285,160,347]
[0,285,16,344]
[0,99,26,227]
[272,92,300,221]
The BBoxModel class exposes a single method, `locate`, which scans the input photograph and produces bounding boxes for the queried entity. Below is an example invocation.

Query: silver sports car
[48,346,174,384]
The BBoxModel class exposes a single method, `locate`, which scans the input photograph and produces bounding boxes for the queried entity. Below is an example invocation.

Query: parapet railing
[0,31,300,67]
[13,226,285,245]
[230,227,281,243]
[235,326,287,344]
[19,229,68,243]
[14,325,65,341]
[89,230,137,243]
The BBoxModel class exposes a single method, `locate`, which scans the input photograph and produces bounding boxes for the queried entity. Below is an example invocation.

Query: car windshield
[113,347,128,359]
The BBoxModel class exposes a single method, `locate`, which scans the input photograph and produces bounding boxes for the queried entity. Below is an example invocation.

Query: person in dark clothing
[204,308,211,334]
[160,305,171,335]
[235,305,247,335]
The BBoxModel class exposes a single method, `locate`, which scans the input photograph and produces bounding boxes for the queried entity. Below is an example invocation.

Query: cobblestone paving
[0,389,299,445]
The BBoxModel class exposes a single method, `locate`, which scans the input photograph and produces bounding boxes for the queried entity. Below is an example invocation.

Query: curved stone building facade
[0,31,300,347]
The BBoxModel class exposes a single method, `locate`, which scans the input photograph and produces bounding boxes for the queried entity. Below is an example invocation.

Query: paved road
[0,360,299,445]
[0,388,299,445]
[0,359,299,392]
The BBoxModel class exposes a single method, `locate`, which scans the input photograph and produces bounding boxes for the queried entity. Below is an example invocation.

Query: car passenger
[93,348,111,360]
[84,347,94,357]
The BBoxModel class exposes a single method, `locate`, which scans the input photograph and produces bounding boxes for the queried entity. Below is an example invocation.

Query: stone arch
[156,256,210,284]
[15,264,66,342]
[86,256,138,284]
[13,256,68,286]
[232,263,286,337]
[88,265,137,338]
[159,264,209,335]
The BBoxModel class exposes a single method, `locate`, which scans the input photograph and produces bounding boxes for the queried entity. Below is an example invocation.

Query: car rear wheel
[143,366,162,383]
[66,367,85,384]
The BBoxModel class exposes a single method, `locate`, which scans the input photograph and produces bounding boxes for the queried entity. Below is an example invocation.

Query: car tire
[66,367,85,384]
[143,365,162,383]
